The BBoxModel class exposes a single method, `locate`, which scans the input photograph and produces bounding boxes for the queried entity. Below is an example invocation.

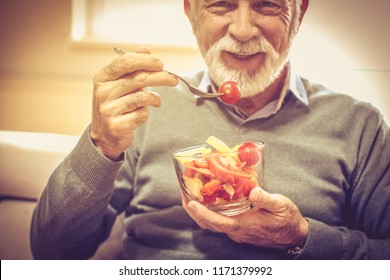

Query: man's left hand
[182,187,309,250]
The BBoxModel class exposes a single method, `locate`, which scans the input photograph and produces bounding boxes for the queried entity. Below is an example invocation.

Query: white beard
[202,35,290,98]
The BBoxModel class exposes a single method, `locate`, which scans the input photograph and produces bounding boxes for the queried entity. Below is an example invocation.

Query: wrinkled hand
[90,48,179,160]
[182,187,308,250]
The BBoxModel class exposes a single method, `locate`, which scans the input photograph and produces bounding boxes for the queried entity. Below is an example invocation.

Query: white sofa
[0,130,123,259]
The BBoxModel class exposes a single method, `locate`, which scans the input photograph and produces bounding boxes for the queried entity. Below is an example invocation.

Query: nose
[228,5,260,42]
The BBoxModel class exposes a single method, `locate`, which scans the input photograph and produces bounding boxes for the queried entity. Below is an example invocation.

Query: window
[71,0,197,48]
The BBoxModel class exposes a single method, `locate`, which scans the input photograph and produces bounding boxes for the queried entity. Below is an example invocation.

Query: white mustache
[212,36,276,57]
[204,34,287,98]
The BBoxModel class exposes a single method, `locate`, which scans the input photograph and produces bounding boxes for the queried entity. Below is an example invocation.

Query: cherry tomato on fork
[218,81,241,104]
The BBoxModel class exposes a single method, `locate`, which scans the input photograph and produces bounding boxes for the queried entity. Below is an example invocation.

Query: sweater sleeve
[30,127,124,259]
[297,112,390,260]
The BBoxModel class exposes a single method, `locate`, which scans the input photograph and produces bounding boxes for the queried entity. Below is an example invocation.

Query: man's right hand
[90,48,179,161]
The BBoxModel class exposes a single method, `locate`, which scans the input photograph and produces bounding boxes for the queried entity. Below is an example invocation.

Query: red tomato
[238,142,260,166]
[218,81,241,104]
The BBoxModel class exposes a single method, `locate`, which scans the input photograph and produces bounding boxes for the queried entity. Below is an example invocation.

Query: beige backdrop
[1,0,389,136]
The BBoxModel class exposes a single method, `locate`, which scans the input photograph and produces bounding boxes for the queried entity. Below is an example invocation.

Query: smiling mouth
[224,51,262,59]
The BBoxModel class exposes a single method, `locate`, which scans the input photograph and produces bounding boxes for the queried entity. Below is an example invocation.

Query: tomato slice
[234,178,257,198]
[206,155,251,184]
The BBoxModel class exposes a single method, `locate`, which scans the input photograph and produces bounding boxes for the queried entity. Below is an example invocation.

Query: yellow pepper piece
[175,146,210,165]
[206,136,231,153]
[183,175,204,202]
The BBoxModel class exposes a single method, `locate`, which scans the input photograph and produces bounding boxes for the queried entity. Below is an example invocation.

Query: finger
[95,106,150,140]
[99,89,161,118]
[187,200,240,233]
[108,71,179,100]
[95,70,178,103]
[116,89,161,115]
[135,47,151,54]
[181,191,199,222]
[180,191,220,232]
[95,52,165,83]
[249,187,286,213]
[119,106,151,131]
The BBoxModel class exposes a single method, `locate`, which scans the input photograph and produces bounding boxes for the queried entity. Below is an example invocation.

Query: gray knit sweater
[31,70,390,259]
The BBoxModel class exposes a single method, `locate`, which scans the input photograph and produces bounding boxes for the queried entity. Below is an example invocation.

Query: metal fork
[113,47,222,98]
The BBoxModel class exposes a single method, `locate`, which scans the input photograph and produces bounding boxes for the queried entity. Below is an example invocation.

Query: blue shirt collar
[289,63,309,106]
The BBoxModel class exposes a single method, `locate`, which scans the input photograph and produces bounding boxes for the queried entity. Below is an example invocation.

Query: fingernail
[172,75,179,84]
[156,60,164,69]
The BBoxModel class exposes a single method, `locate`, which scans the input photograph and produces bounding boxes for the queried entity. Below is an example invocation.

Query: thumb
[249,187,285,212]
[135,46,151,54]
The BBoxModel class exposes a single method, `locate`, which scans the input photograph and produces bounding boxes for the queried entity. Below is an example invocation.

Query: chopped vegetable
[180,136,262,205]
[206,136,231,153]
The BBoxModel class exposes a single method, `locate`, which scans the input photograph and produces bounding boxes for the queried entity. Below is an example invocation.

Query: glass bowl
[172,140,265,216]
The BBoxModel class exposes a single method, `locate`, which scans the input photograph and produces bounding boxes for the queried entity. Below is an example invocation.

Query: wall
[0,0,203,135]
[1,0,389,136]
[291,0,390,124]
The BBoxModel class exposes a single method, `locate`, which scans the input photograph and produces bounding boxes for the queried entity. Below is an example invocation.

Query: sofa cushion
[0,131,126,260]
[0,131,78,200]
[0,198,124,260]
[0,199,36,259]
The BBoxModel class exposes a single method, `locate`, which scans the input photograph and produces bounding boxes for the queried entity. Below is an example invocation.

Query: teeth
[223,50,260,59]
[234,53,254,59]
[225,51,257,59]
[237,54,250,58]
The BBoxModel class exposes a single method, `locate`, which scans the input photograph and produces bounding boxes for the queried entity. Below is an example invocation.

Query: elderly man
[31,0,389,259]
